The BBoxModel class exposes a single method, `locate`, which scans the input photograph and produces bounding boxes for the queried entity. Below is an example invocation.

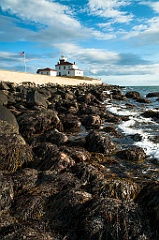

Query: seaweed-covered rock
[43,128,68,146]
[83,115,101,129]
[136,182,159,238]
[116,147,146,162]
[32,142,75,172]
[17,109,63,139]
[0,134,33,172]
[60,114,81,132]
[91,178,140,201]
[75,197,151,240]
[125,91,141,99]
[85,130,117,154]
[0,172,14,210]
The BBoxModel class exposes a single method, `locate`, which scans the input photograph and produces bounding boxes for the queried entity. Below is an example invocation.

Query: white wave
[106,106,138,117]
[118,117,144,135]
[134,137,159,161]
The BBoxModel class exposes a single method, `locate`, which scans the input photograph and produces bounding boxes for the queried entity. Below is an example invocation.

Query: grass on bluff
[57,76,99,81]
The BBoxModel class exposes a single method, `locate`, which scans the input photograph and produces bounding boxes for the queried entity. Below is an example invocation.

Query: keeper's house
[36,67,56,76]
[55,55,83,77]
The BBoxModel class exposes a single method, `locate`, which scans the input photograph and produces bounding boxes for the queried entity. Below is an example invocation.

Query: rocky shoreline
[0,81,159,239]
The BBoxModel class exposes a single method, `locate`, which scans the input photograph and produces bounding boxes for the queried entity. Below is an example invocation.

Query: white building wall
[38,70,56,76]
[68,69,83,77]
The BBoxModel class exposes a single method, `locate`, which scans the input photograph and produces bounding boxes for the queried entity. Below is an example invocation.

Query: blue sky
[0,0,159,86]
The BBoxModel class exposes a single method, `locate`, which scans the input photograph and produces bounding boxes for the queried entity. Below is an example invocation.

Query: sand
[0,70,102,85]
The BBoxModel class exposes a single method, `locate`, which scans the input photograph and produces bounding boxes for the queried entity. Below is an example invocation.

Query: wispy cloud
[86,0,133,23]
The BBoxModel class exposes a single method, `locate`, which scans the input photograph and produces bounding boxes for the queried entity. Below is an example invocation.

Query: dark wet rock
[146,92,159,98]
[102,111,122,123]
[83,115,102,129]
[125,103,135,108]
[116,146,146,162]
[59,146,91,163]
[89,88,106,101]
[142,110,159,120]
[60,113,81,132]
[72,162,104,185]
[91,178,140,200]
[32,142,75,172]
[17,108,63,139]
[148,135,159,143]
[43,128,68,146]
[136,97,151,103]
[111,89,127,100]
[102,125,123,138]
[78,92,100,104]
[75,197,152,240]
[26,89,48,108]
[0,90,8,105]
[129,133,143,141]
[0,83,158,239]
[0,173,14,211]
[12,168,39,195]
[0,105,19,134]
[125,91,141,99]
[136,182,159,238]
[0,134,33,172]
[85,130,117,154]
[55,99,79,114]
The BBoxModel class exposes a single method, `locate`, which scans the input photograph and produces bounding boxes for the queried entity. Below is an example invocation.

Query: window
[64,66,65,69]
[59,66,61,69]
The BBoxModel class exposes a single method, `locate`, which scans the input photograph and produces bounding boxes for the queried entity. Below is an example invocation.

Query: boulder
[136,97,151,103]
[60,114,81,132]
[125,91,141,99]
[0,134,33,172]
[0,81,10,90]
[0,105,19,134]
[32,142,75,172]
[43,128,68,146]
[75,197,151,240]
[146,92,159,98]
[17,109,63,138]
[26,90,48,108]
[91,178,140,201]
[136,182,159,237]
[116,146,146,162]
[142,110,159,120]
[0,90,8,105]
[85,130,117,154]
[83,115,102,130]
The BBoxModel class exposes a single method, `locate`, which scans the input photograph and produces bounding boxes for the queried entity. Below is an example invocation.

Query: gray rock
[0,105,19,134]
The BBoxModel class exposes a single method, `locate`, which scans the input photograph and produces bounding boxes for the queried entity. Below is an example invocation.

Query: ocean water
[106,86,159,179]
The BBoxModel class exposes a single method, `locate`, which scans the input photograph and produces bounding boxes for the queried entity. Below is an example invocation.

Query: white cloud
[0,0,115,43]
[0,0,80,28]
[140,1,159,13]
[87,0,133,23]
[52,43,159,76]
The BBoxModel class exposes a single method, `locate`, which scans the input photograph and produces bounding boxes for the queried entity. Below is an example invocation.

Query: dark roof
[37,68,56,73]
[55,61,73,66]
